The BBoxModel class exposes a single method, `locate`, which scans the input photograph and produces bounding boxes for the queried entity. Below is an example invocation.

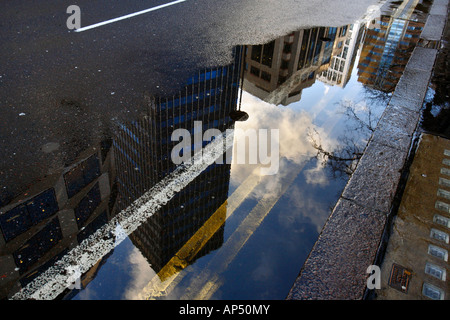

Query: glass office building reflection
[113,46,243,272]
[357,10,424,92]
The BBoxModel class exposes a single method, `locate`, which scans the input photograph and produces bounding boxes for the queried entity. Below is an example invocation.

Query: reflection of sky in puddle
[72,236,156,300]
[70,50,388,299]
[231,56,386,191]
[210,64,386,299]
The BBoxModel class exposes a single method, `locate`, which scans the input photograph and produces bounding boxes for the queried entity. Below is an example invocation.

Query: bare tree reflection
[308,128,363,177]
[308,90,382,177]
[340,100,376,134]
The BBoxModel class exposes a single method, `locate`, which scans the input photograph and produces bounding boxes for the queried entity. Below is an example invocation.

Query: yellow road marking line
[184,163,304,300]
[182,104,346,299]
[137,170,261,300]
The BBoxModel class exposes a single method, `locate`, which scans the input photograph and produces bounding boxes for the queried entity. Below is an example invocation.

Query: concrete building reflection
[242,1,425,97]
[318,22,365,88]
[243,25,349,105]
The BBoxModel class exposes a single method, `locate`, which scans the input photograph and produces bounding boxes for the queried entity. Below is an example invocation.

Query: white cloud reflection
[230,91,337,193]
[123,247,157,300]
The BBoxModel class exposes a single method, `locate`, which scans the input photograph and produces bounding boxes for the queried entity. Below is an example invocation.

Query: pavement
[287,0,450,300]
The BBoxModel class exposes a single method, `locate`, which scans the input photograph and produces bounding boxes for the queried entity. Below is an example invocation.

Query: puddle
[0,0,432,300]
[420,3,450,139]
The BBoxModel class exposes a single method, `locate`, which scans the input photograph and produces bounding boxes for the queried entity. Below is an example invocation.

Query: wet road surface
[0,0,380,200]
[0,0,436,300]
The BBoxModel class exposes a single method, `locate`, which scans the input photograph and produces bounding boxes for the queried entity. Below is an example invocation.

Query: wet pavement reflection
[0,0,433,300]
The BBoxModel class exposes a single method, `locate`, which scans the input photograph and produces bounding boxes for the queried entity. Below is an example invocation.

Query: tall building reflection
[116,46,243,272]
[357,1,424,92]
[243,26,349,105]
[318,22,365,88]
[0,47,243,299]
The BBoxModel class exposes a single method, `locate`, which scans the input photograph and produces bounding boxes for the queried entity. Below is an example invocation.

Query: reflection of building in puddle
[317,22,365,88]
[0,47,244,299]
[97,47,243,275]
[243,25,349,106]
[357,0,424,92]
[0,143,116,299]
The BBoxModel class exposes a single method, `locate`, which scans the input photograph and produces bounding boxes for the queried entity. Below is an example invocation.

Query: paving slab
[341,141,408,214]
[370,104,420,152]
[430,0,449,16]
[389,68,432,109]
[406,47,438,72]
[422,14,447,40]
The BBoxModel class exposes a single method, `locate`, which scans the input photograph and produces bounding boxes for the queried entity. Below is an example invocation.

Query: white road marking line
[74,0,187,32]
[11,131,232,300]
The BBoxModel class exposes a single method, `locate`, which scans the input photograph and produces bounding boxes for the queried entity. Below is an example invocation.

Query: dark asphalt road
[0,0,378,203]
